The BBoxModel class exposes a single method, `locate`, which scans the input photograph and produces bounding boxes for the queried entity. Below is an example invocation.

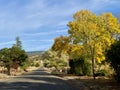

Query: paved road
[0,69,79,90]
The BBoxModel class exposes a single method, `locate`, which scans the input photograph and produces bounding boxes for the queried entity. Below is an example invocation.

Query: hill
[26,51,44,56]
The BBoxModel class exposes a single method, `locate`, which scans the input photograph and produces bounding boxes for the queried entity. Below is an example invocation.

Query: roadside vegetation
[41,49,68,74]
[0,37,30,76]
[50,10,120,83]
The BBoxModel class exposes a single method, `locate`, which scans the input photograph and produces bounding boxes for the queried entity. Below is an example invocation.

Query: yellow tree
[67,10,120,79]
[52,36,70,56]
[52,36,83,59]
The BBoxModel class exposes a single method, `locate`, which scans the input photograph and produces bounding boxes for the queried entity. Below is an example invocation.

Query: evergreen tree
[14,36,22,49]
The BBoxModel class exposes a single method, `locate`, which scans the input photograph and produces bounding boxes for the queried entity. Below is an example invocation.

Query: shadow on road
[0,70,79,90]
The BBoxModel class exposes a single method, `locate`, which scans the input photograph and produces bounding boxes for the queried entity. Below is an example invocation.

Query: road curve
[0,69,79,90]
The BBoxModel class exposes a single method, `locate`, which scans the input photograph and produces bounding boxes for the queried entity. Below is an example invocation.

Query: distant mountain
[26,51,44,56]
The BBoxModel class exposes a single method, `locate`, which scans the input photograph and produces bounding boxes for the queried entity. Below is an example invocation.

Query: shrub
[95,69,107,76]
[106,40,120,82]
[69,57,91,76]
[35,63,40,67]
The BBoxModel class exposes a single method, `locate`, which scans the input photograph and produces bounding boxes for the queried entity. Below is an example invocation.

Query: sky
[0,0,120,51]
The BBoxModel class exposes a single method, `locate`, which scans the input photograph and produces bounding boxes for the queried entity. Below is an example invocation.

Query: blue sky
[0,0,120,51]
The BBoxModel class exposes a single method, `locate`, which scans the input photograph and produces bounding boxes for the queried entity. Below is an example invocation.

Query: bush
[95,69,107,76]
[74,66,83,75]
[106,40,120,82]
[82,61,91,76]
[69,60,75,74]
[69,57,91,76]
[35,63,40,67]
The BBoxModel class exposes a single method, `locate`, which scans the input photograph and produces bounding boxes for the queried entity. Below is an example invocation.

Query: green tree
[106,40,120,82]
[14,36,22,49]
[0,36,28,75]
[10,46,28,69]
[0,48,12,75]
[0,47,28,75]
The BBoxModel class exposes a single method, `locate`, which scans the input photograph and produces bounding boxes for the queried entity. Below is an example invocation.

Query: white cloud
[22,32,52,36]
[23,39,53,42]
[0,0,94,35]
[0,0,118,34]
[57,21,68,27]
[23,29,68,36]
[0,0,45,34]
[86,0,120,13]
[56,29,68,33]
[0,41,15,46]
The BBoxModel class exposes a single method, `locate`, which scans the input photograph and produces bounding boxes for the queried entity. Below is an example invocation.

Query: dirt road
[0,69,79,90]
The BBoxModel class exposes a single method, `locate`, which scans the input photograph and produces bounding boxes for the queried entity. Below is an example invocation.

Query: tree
[106,40,120,82]
[51,10,120,78]
[10,46,28,69]
[0,47,28,75]
[12,37,28,70]
[14,36,22,49]
[67,10,120,79]
[0,48,12,75]
[52,36,70,56]
[0,36,28,75]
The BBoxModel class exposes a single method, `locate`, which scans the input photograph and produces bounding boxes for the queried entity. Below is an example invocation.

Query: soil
[0,66,39,80]
[61,75,120,90]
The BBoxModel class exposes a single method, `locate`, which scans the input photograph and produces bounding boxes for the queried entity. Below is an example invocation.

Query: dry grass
[60,75,120,90]
[0,73,10,80]
[0,66,40,80]
[72,76,120,90]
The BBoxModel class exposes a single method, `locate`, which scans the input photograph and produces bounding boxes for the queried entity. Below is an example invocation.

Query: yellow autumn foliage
[52,10,120,64]
[67,10,120,62]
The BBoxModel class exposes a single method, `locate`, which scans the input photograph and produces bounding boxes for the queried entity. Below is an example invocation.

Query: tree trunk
[92,55,95,80]
[91,47,95,80]
[7,66,11,75]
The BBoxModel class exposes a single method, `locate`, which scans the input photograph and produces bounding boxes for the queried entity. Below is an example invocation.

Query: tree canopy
[0,37,28,75]
[52,10,120,79]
